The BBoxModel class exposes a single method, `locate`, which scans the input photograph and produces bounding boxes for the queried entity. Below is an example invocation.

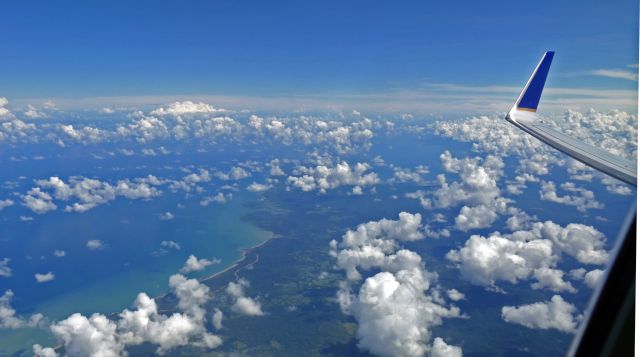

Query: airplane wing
[505,51,637,186]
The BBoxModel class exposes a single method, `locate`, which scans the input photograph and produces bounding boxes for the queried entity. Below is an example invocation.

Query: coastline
[153,231,280,302]
[202,232,279,283]
[0,199,279,356]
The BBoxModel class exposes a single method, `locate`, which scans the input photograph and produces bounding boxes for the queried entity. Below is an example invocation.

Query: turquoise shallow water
[0,191,272,355]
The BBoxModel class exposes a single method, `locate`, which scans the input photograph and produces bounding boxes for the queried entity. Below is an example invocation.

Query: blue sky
[0,0,637,113]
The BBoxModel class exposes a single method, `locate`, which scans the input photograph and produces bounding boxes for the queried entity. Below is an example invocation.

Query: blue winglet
[516,51,554,112]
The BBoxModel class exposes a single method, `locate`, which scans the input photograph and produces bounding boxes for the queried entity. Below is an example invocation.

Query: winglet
[511,51,554,113]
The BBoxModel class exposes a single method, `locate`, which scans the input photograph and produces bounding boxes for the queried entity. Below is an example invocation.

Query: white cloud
[389,165,429,185]
[414,151,533,233]
[159,212,175,220]
[246,182,272,192]
[446,220,607,291]
[27,176,161,214]
[214,166,250,181]
[433,151,504,209]
[32,344,58,357]
[86,240,104,250]
[22,188,57,214]
[211,309,223,330]
[539,181,603,212]
[454,204,498,231]
[24,105,47,119]
[232,297,264,317]
[160,241,181,250]
[539,221,608,265]
[343,270,462,357]
[588,69,638,81]
[331,212,425,278]
[35,272,55,283]
[332,213,463,357]
[40,274,222,355]
[0,290,44,329]
[434,110,637,195]
[53,250,66,257]
[170,169,212,193]
[584,269,605,289]
[0,199,14,210]
[600,176,633,196]
[150,101,225,116]
[180,255,220,274]
[501,295,581,333]
[446,234,555,289]
[569,268,586,281]
[531,268,576,293]
[0,97,13,118]
[200,192,232,205]
[446,289,465,302]
[268,159,286,176]
[226,279,264,316]
[288,161,379,193]
[0,258,11,278]
[431,337,463,357]
[142,148,157,156]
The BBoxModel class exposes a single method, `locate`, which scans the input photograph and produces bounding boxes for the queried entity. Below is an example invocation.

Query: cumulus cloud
[501,295,581,333]
[0,258,12,278]
[331,213,463,357]
[50,313,125,356]
[433,151,503,208]
[35,272,55,283]
[159,212,175,220]
[38,274,222,355]
[435,110,637,192]
[446,289,465,302]
[25,176,161,214]
[22,187,57,214]
[431,337,463,357]
[531,268,576,293]
[180,255,220,273]
[211,309,223,330]
[0,97,13,118]
[288,161,379,193]
[388,165,429,185]
[150,101,225,116]
[0,290,44,329]
[454,204,498,231]
[539,181,603,212]
[1,103,376,156]
[226,279,264,316]
[331,212,425,280]
[583,269,605,289]
[86,240,104,250]
[24,105,47,119]
[268,159,286,176]
[161,241,181,250]
[246,182,272,192]
[412,150,529,232]
[32,344,58,357]
[446,220,608,291]
[214,166,251,181]
[200,192,232,205]
[169,169,212,192]
[0,198,14,210]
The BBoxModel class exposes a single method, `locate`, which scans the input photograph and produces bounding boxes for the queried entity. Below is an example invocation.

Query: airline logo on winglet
[516,51,554,112]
